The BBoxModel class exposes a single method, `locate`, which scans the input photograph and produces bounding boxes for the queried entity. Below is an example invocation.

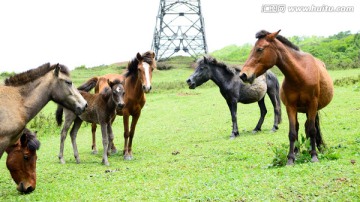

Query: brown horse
[0,63,87,158]
[6,128,40,193]
[56,79,125,166]
[239,30,334,165]
[83,51,156,160]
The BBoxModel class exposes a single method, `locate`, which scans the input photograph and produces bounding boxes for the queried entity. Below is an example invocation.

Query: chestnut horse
[83,51,156,160]
[0,63,87,158]
[6,128,40,193]
[56,79,125,166]
[239,30,334,165]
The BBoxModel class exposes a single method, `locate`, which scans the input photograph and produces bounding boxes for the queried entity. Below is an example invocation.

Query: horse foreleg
[123,114,130,160]
[100,123,110,166]
[126,113,141,160]
[286,106,298,165]
[59,116,74,164]
[226,100,239,139]
[254,97,267,133]
[91,123,98,154]
[69,118,83,164]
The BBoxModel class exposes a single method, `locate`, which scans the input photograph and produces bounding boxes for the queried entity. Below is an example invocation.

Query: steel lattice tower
[151,0,208,61]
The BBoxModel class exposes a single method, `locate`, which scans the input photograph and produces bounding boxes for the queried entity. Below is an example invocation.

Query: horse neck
[210,65,234,89]
[18,73,53,122]
[125,74,144,99]
[274,41,306,83]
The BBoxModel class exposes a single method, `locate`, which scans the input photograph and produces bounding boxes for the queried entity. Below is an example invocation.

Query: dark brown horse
[6,128,40,194]
[56,79,125,166]
[187,56,281,138]
[239,30,334,165]
[0,63,87,158]
[82,51,156,160]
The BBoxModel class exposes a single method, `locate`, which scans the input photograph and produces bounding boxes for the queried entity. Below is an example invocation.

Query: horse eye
[23,155,29,160]
[65,80,72,86]
[257,47,264,52]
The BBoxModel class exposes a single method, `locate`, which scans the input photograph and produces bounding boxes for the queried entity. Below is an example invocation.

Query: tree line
[212,31,360,70]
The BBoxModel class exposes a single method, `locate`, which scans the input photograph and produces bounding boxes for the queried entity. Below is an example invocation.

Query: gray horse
[186,56,282,138]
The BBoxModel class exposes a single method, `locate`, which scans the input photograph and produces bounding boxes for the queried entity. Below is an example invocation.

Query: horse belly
[238,76,267,104]
[318,70,334,110]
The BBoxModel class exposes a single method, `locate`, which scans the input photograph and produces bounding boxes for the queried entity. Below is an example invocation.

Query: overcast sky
[0,0,359,73]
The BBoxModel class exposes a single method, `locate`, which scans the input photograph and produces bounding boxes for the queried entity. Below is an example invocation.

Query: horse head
[6,128,40,194]
[51,63,87,114]
[136,52,154,93]
[186,56,214,89]
[107,79,125,110]
[239,30,281,84]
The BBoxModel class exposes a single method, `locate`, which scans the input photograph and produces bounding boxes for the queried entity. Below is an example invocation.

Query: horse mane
[124,58,139,78]
[199,55,240,75]
[255,30,300,51]
[142,50,156,67]
[22,128,41,151]
[5,63,70,87]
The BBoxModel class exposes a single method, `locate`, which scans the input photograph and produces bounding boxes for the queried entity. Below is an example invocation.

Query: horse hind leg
[315,113,325,151]
[267,89,282,131]
[253,97,267,133]
[305,110,321,163]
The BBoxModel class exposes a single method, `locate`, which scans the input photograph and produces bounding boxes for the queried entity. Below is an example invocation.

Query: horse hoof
[124,155,133,161]
[102,160,110,166]
[286,159,295,166]
[111,149,118,154]
[229,136,236,140]
[252,130,258,134]
[311,156,319,163]
[60,159,66,164]
[92,150,98,154]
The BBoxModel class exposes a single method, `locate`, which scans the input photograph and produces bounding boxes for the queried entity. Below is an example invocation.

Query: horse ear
[54,63,60,77]
[203,56,208,64]
[266,29,281,41]
[151,51,156,59]
[136,52,143,62]
[107,79,114,88]
[20,133,27,147]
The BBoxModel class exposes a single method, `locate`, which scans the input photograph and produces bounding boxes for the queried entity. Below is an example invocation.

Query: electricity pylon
[151,0,208,61]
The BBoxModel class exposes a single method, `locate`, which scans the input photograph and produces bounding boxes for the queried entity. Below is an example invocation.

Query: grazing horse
[239,30,334,165]
[56,79,125,166]
[6,128,40,194]
[186,56,282,138]
[0,63,87,158]
[84,51,156,160]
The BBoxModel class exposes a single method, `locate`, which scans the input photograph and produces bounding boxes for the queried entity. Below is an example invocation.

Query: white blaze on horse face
[142,62,151,89]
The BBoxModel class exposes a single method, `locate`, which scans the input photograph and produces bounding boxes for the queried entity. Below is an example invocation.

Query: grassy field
[0,64,359,201]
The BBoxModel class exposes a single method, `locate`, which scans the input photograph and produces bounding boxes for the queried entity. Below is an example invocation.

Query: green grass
[0,65,359,201]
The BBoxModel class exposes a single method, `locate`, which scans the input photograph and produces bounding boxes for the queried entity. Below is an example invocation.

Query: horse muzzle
[239,72,255,84]
[142,85,152,93]
[17,182,35,194]
[75,103,87,115]
[186,79,196,89]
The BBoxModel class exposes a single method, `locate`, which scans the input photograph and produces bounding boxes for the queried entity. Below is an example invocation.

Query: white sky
[0,0,359,73]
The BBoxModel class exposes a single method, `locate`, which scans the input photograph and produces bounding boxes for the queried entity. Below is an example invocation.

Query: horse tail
[55,105,64,126]
[77,77,98,92]
[315,112,325,150]
[266,71,282,124]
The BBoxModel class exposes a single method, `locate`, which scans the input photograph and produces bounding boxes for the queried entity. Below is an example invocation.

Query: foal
[6,128,40,193]
[56,79,125,166]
